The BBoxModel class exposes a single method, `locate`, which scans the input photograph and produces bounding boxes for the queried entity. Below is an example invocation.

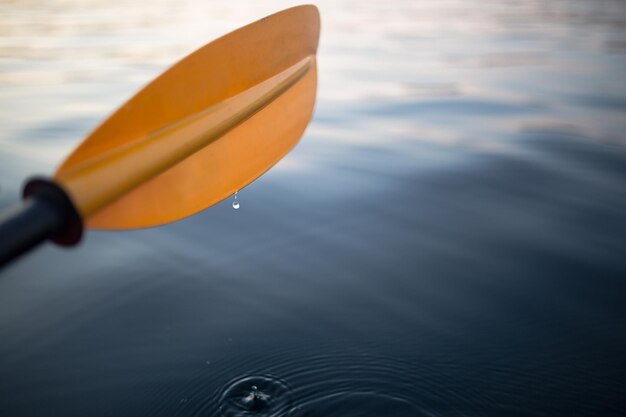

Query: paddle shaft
[0,179,82,268]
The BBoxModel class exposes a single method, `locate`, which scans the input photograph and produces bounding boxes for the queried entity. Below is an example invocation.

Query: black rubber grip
[0,178,83,269]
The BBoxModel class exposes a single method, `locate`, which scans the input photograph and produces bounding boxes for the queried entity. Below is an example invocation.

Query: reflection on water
[1,0,626,416]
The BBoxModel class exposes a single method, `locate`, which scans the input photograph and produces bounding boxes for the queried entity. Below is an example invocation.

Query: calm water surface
[1,1,625,416]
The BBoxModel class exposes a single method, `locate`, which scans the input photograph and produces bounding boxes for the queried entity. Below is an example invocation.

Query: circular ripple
[159,343,491,416]
[288,392,424,417]
[219,375,293,417]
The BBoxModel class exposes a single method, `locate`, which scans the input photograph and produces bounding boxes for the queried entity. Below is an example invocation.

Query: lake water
[1,0,625,416]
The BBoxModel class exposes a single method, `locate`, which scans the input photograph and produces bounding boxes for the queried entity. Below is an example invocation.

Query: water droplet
[232,191,240,210]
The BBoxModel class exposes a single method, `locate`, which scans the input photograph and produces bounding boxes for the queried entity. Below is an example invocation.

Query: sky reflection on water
[1,1,625,416]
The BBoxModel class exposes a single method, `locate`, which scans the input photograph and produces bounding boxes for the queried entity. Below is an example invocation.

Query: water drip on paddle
[232,191,240,210]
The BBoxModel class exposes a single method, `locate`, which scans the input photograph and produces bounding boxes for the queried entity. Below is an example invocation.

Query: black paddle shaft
[0,178,82,268]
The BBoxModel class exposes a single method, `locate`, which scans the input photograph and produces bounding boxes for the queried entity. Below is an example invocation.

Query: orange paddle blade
[54,5,320,229]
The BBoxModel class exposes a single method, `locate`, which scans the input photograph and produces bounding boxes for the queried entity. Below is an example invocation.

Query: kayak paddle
[0,5,320,268]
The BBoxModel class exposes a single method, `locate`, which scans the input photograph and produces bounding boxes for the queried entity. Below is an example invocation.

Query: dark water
[1,0,626,416]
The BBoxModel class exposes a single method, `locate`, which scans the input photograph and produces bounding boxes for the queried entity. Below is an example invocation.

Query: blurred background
[1,0,625,416]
